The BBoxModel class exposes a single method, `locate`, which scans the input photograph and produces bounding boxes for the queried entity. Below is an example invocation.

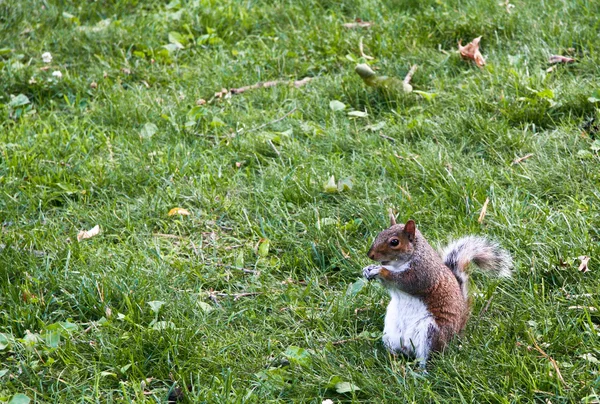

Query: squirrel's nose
[368,250,375,260]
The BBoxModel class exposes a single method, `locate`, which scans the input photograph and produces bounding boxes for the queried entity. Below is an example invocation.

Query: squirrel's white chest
[383,289,436,363]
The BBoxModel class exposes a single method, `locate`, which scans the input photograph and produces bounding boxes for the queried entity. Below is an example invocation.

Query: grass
[1,0,600,402]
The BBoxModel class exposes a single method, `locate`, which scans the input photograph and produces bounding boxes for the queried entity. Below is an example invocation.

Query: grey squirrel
[363,215,512,366]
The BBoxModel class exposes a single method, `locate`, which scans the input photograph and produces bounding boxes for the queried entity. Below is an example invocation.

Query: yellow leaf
[168,207,190,216]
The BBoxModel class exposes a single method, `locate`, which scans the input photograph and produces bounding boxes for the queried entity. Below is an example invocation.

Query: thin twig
[332,337,363,346]
[512,153,534,165]
[267,139,281,157]
[216,263,259,275]
[379,134,396,142]
[343,19,373,29]
[216,292,261,301]
[528,333,568,387]
[477,293,495,319]
[230,78,313,95]
[153,233,184,239]
[242,107,298,134]
[403,64,418,86]
[359,37,374,60]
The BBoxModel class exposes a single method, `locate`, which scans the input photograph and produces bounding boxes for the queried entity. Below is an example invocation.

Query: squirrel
[363,214,512,366]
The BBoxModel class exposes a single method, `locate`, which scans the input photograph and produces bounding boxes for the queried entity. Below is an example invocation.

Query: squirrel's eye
[390,238,399,247]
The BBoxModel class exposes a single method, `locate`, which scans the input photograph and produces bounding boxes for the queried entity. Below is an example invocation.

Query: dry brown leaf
[478,197,490,223]
[343,18,373,29]
[549,55,575,64]
[77,225,100,242]
[458,36,486,67]
[168,207,191,216]
[578,255,590,272]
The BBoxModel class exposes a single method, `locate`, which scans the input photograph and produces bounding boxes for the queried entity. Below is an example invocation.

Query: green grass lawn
[1,0,600,402]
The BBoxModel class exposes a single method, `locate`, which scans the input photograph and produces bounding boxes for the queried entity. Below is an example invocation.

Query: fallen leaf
[366,121,386,131]
[578,255,590,272]
[77,225,100,242]
[329,100,346,112]
[337,177,353,192]
[458,36,486,67]
[140,122,158,139]
[323,175,338,193]
[549,55,575,64]
[335,381,361,394]
[258,238,270,257]
[8,393,31,404]
[9,94,30,108]
[348,110,368,117]
[168,207,190,216]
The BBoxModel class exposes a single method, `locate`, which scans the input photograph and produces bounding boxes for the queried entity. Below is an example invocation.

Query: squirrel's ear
[403,220,416,241]
[389,209,397,226]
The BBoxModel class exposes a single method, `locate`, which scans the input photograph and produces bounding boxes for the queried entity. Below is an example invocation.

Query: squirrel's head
[367,216,416,265]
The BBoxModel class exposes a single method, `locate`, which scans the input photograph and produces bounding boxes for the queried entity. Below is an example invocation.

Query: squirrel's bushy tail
[441,236,512,299]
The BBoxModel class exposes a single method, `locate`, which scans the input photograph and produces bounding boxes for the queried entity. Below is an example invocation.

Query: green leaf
[44,330,61,348]
[346,278,366,297]
[196,301,214,313]
[366,121,386,131]
[0,369,8,378]
[591,139,600,152]
[577,150,593,159]
[535,88,554,99]
[210,117,225,128]
[8,393,31,404]
[323,175,337,193]
[284,346,312,367]
[337,177,353,192]
[168,31,187,46]
[258,239,270,257]
[0,333,9,350]
[335,381,361,394]
[320,218,337,227]
[235,251,244,268]
[140,123,158,139]
[329,100,346,112]
[413,91,437,101]
[589,89,600,103]
[187,105,206,120]
[147,300,165,314]
[151,321,175,330]
[9,94,30,108]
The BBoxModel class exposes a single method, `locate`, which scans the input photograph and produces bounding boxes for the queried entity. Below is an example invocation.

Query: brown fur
[368,220,469,353]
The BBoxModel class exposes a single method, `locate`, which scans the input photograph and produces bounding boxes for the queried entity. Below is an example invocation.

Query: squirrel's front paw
[363,264,382,280]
